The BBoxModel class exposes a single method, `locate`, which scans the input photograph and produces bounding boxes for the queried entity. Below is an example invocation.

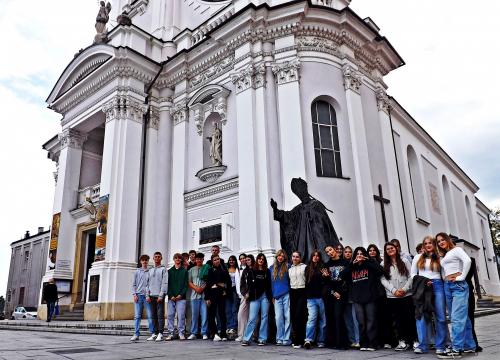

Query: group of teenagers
[131,233,480,359]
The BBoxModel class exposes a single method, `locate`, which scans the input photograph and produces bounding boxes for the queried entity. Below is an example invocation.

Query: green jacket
[167,266,188,299]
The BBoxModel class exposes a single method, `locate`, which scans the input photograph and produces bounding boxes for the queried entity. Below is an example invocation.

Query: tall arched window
[311,100,342,177]
[407,145,427,221]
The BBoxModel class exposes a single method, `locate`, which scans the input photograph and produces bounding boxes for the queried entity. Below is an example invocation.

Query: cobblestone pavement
[1,313,499,359]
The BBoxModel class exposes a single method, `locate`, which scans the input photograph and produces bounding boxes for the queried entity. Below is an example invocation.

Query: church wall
[298,60,363,247]
[422,156,446,234]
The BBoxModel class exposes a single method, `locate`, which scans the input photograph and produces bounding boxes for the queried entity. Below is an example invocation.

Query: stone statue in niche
[206,122,222,166]
[94,1,112,44]
[270,178,341,263]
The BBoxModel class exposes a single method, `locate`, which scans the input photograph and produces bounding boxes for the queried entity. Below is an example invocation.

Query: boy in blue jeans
[130,254,154,341]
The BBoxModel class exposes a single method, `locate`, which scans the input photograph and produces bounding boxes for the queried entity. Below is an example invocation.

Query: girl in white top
[436,232,476,356]
[288,251,307,348]
[411,236,448,354]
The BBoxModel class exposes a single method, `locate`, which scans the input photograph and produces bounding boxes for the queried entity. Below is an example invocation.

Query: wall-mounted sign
[95,195,109,261]
[88,275,100,302]
[47,213,61,271]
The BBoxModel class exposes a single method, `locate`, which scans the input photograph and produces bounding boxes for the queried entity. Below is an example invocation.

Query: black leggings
[290,288,307,345]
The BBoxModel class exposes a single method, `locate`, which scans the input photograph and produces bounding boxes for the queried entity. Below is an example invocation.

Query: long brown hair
[417,236,440,272]
[306,250,324,282]
[383,242,409,279]
[436,232,455,255]
[254,253,268,270]
[273,249,289,280]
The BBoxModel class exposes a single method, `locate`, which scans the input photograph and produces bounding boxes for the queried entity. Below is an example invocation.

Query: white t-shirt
[411,253,442,280]
[440,247,471,281]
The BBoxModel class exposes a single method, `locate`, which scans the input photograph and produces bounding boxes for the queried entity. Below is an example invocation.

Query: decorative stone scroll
[148,106,160,129]
[271,59,300,85]
[342,65,362,94]
[170,100,188,125]
[101,95,148,123]
[58,128,87,149]
[230,65,255,93]
[375,86,391,114]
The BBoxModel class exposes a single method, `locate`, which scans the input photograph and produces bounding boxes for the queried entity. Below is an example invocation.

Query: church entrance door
[72,223,97,306]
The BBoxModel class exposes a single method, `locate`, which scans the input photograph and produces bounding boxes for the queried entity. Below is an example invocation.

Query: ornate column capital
[271,59,300,85]
[253,63,267,89]
[170,100,188,125]
[375,86,391,114]
[231,65,255,94]
[101,95,148,123]
[148,106,160,130]
[58,128,87,150]
[342,65,362,94]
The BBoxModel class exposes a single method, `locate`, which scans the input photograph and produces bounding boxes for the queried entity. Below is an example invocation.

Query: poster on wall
[95,194,109,261]
[47,212,60,271]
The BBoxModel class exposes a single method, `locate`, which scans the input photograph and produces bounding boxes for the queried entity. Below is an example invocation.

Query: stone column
[231,62,260,252]
[375,87,406,241]
[169,98,188,256]
[44,128,86,282]
[342,63,378,246]
[154,92,174,260]
[85,94,146,320]
[272,57,307,209]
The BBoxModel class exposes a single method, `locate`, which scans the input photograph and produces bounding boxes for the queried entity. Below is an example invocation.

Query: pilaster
[342,63,378,246]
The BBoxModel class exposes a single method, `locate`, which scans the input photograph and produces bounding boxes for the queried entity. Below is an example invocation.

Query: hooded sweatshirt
[148,264,168,298]
[340,259,384,304]
[132,267,150,296]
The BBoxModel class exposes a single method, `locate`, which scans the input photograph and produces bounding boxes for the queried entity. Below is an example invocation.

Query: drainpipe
[388,105,411,253]
[136,62,165,263]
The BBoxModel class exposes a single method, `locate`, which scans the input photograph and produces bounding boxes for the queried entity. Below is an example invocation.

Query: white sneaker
[130,335,139,341]
[366,348,376,351]
[179,334,186,340]
[203,335,209,340]
[384,343,392,349]
[165,335,173,341]
[155,333,163,341]
[234,336,242,342]
[213,334,222,342]
[414,348,424,354]
[395,340,409,351]
[188,334,197,340]
[147,334,157,341]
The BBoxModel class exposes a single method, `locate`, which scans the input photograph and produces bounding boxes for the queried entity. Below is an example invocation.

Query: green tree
[490,207,500,251]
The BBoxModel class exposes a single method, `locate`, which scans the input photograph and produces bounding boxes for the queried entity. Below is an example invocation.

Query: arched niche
[188,84,230,135]
[203,112,223,168]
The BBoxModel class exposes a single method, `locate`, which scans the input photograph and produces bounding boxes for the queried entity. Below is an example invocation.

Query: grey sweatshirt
[148,265,168,298]
[132,267,150,296]
[380,258,413,298]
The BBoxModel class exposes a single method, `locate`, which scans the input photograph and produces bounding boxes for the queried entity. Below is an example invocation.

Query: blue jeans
[134,295,153,336]
[274,293,291,345]
[243,294,269,342]
[190,298,208,335]
[344,302,360,344]
[416,279,448,352]
[47,302,56,321]
[305,298,326,344]
[444,280,476,351]
[225,288,239,330]
[167,299,187,335]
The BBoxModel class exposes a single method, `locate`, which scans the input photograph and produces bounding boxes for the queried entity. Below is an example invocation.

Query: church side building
[40,0,500,320]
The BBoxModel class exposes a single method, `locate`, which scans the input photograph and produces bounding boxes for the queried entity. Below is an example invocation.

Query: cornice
[184,178,239,203]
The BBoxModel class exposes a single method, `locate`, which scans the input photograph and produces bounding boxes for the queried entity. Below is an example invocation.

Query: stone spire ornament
[94,1,112,44]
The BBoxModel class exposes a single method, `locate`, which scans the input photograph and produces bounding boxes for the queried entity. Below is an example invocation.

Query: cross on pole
[373,184,390,243]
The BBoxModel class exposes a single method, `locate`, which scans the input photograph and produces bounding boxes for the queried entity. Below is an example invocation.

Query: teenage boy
[131,254,154,341]
[206,254,231,341]
[166,253,188,340]
[188,252,209,340]
[188,250,197,270]
[147,251,168,341]
[207,245,226,268]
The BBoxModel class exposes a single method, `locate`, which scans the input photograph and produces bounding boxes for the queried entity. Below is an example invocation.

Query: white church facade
[40,0,500,320]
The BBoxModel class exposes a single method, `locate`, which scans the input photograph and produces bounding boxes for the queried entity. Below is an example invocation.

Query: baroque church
[41,0,500,320]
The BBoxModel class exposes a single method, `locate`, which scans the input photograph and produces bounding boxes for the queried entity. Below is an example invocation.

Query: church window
[311,100,342,178]
[407,146,428,222]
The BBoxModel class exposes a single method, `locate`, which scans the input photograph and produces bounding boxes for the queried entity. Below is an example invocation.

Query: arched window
[311,100,342,177]
[407,145,427,221]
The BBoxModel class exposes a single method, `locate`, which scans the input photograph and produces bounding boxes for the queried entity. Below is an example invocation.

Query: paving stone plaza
[0,313,499,359]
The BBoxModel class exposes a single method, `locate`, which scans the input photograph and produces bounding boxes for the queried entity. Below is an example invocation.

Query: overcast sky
[0,0,499,297]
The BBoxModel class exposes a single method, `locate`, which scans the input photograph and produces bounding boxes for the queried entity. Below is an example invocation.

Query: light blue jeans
[344,302,360,344]
[134,294,153,336]
[305,298,326,344]
[444,280,476,351]
[243,294,269,342]
[416,279,448,352]
[167,299,187,335]
[274,293,291,345]
[190,298,208,335]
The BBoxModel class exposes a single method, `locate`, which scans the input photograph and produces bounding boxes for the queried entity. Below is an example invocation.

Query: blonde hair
[417,236,440,272]
[273,249,289,280]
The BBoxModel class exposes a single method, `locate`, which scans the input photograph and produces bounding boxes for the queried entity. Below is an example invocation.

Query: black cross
[373,184,390,243]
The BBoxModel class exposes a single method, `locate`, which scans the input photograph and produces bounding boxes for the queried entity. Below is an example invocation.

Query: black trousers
[377,296,394,346]
[150,296,165,335]
[325,295,348,348]
[354,302,378,349]
[387,296,416,344]
[290,288,307,345]
[208,292,227,338]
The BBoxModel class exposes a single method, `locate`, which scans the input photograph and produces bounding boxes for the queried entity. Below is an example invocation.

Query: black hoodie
[340,259,384,304]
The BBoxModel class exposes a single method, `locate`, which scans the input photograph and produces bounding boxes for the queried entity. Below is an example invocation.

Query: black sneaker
[241,341,250,346]
[437,350,462,359]
[257,341,265,346]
